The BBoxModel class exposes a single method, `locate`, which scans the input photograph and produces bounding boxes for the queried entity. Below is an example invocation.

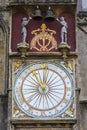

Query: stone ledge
[11,119,77,126]
[79,98,87,104]
[8,1,77,6]
[9,52,78,59]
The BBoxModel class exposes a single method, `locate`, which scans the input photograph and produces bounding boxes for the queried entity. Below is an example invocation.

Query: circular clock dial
[14,62,74,118]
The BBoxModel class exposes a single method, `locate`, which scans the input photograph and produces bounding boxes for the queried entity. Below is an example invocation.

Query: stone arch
[0,26,4,42]
[0,12,9,94]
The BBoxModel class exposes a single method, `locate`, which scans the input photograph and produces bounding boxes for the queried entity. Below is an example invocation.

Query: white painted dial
[14,62,74,118]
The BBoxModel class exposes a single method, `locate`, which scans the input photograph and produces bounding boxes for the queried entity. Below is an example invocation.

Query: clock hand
[43,64,48,84]
[31,68,44,90]
[40,64,48,90]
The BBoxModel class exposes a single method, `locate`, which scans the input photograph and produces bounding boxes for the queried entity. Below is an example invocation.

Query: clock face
[14,61,74,118]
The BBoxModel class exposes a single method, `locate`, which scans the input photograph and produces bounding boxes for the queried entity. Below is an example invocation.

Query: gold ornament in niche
[13,105,25,118]
[30,23,58,52]
[14,61,22,69]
